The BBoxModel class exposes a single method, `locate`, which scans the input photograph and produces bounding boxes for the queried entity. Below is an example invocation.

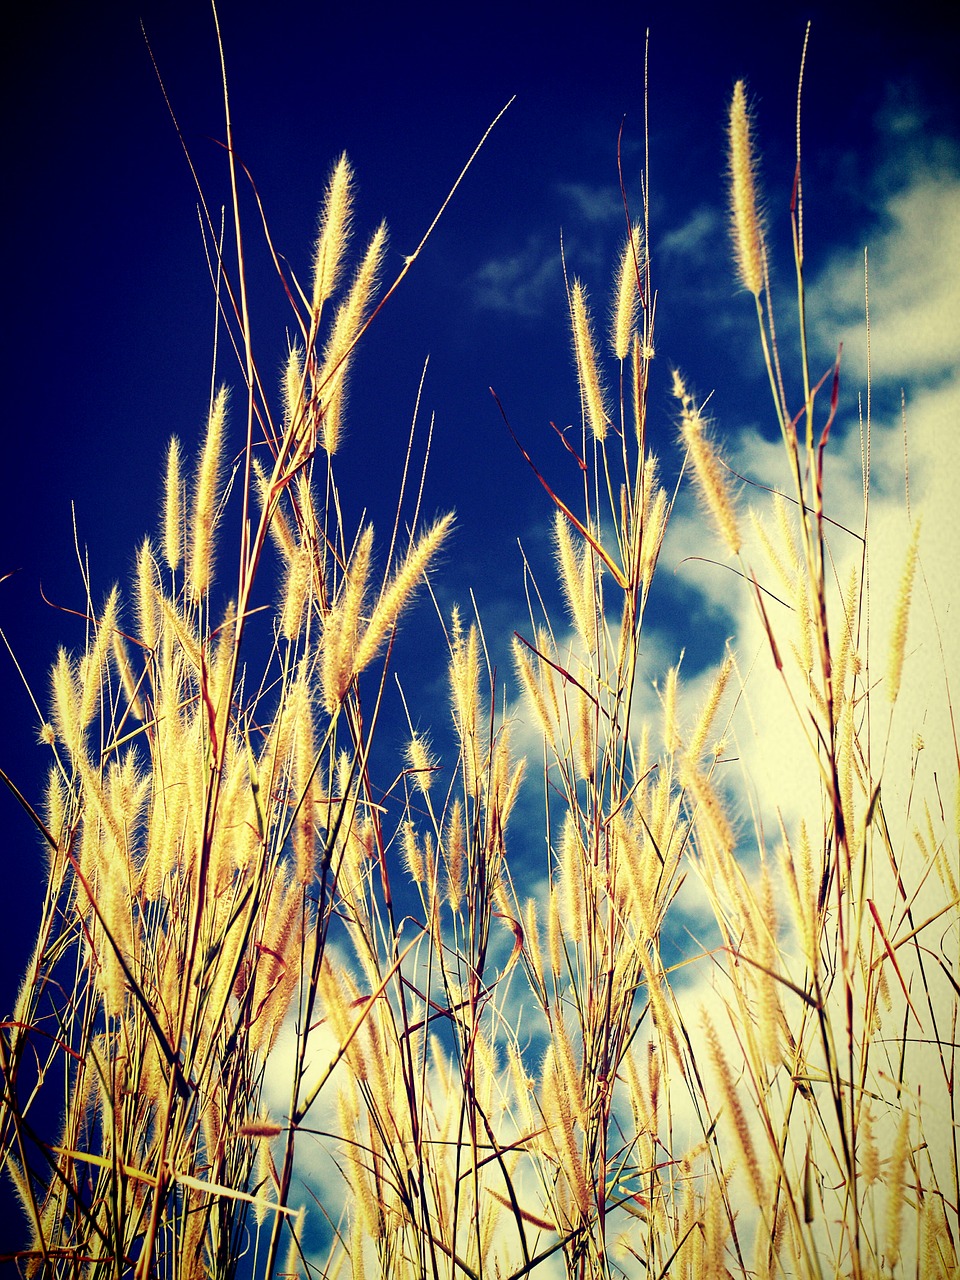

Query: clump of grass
[2,21,957,1280]
[0,48,452,1277]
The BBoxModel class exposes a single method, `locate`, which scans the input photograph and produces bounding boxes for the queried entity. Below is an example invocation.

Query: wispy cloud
[467,184,637,318]
[812,174,960,383]
[657,205,720,262]
[469,233,561,316]
[555,181,624,225]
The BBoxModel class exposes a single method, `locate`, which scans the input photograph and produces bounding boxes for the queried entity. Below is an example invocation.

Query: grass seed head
[886,517,921,703]
[611,221,644,360]
[188,386,228,601]
[728,80,766,298]
[675,374,741,556]
[162,435,183,571]
[312,152,354,312]
[571,279,610,440]
[318,222,388,454]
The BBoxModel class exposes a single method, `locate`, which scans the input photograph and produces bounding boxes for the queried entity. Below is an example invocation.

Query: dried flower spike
[571,279,610,440]
[674,372,741,555]
[728,80,766,298]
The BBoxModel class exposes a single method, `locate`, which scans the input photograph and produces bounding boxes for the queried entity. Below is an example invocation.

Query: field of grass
[1,21,957,1280]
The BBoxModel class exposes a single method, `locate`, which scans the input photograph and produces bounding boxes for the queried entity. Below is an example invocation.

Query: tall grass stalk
[2,23,957,1280]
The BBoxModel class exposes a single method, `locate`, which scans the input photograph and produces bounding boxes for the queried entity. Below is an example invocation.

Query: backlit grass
[2,22,956,1280]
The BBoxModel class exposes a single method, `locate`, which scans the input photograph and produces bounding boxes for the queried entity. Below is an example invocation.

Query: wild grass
[2,21,957,1280]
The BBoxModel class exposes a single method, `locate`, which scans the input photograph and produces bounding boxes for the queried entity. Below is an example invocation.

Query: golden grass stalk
[251,456,297,561]
[884,1107,912,1265]
[280,534,313,642]
[406,733,436,796]
[702,1013,766,1210]
[661,660,682,755]
[187,386,228,600]
[574,683,596,782]
[886,517,921,703]
[320,523,373,713]
[611,222,643,361]
[557,814,587,949]
[50,647,83,754]
[74,586,119,737]
[554,509,598,655]
[249,873,305,1056]
[282,343,305,424]
[728,79,766,298]
[753,860,783,1070]
[639,482,668,598]
[111,626,143,721]
[685,653,733,768]
[674,371,741,556]
[352,511,453,675]
[570,279,609,440]
[541,1044,591,1220]
[512,634,557,755]
[163,435,183,571]
[400,818,426,885]
[318,222,388,454]
[289,673,318,884]
[449,608,482,790]
[311,152,354,312]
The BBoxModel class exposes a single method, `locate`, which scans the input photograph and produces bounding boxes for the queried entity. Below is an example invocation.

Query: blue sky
[1,0,958,1074]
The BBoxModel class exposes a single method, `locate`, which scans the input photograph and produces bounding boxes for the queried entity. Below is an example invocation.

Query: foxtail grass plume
[886,518,920,703]
[251,456,297,562]
[320,524,374,713]
[685,653,733,767]
[406,733,437,796]
[728,80,766,298]
[352,512,453,674]
[512,635,558,755]
[702,1012,766,1209]
[188,387,228,600]
[163,436,183,571]
[611,222,644,361]
[318,222,388,454]
[554,510,598,654]
[661,660,682,755]
[570,279,609,440]
[311,153,353,313]
[449,608,482,790]
[444,798,466,908]
[673,371,741,555]
[280,536,312,641]
[884,1108,912,1265]
[281,343,308,443]
[401,819,426,885]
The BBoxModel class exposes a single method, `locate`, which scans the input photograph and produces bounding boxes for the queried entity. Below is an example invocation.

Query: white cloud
[724,156,958,832]
[658,205,720,261]
[470,233,561,315]
[812,175,960,384]
[555,181,623,225]
[660,139,959,826]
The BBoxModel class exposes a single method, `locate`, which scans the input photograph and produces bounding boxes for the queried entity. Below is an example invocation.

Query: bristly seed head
[311,153,354,313]
[673,372,741,556]
[728,80,766,298]
[570,279,610,440]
